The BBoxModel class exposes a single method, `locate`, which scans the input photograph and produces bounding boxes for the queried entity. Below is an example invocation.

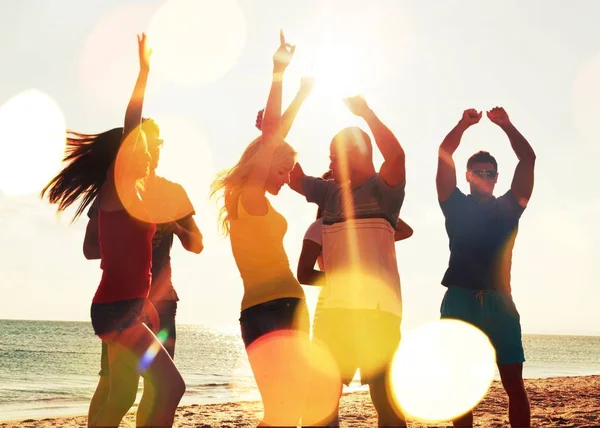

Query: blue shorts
[440,286,525,365]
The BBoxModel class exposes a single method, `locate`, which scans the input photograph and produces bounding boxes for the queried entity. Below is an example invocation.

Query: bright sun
[0,90,65,196]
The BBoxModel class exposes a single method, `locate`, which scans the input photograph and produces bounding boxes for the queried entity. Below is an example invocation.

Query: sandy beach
[2,375,598,427]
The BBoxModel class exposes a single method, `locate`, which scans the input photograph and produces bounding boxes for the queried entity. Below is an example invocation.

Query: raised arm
[487,107,536,208]
[260,30,295,139]
[256,77,315,139]
[345,96,405,187]
[242,31,295,215]
[279,77,315,138]
[122,34,151,141]
[436,109,481,202]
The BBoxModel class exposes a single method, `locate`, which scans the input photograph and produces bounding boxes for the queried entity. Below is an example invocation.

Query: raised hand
[344,95,371,117]
[487,106,511,127]
[137,33,152,71]
[299,76,316,96]
[255,109,264,130]
[273,30,295,73]
[459,108,482,128]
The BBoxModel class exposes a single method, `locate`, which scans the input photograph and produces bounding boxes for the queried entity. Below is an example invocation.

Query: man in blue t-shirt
[290,96,407,427]
[436,107,536,428]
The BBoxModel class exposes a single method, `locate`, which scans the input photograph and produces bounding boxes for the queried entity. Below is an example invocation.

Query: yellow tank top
[229,196,304,310]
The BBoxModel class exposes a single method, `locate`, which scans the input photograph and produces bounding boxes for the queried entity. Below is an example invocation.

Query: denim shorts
[98,299,177,376]
[440,286,525,365]
[90,298,148,337]
[239,297,309,348]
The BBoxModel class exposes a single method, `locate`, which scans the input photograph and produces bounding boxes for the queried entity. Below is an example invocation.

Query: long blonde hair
[211,136,297,235]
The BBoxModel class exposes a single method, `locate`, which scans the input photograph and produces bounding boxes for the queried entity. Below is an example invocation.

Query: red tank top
[93,209,156,303]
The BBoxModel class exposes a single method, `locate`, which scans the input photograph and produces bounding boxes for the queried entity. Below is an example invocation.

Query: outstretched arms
[487,107,536,207]
[242,32,295,215]
[122,34,151,141]
[345,96,406,188]
[256,77,315,139]
[259,30,295,139]
[436,109,481,201]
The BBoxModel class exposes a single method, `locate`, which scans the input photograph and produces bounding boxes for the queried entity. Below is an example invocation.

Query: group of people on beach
[42,31,536,427]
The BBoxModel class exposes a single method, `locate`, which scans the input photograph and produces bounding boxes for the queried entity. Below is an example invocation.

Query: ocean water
[0,319,599,421]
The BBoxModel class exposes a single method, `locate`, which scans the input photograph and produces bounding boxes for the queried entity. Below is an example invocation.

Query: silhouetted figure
[211,31,315,427]
[436,107,536,427]
[84,118,202,425]
[41,34,185,427]
[290,95,408,427]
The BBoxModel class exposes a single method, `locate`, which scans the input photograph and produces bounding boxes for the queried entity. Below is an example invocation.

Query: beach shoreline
[2,375,598,427]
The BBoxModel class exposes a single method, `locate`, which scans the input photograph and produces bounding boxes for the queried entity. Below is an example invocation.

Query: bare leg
[91,324,185,427]
[498,363,530,427]
[87,375,110,427]
[368,373,406,428]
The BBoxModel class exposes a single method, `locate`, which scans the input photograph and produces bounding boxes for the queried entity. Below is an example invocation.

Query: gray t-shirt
[302,174,405,315]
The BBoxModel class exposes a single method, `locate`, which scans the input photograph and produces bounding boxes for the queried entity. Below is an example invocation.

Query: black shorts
[239,298,309,348]
[90,298,147,337]
[99,299,177,376]
[313,308,401,385]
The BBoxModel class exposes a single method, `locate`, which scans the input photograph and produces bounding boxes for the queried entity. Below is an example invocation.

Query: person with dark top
[289,95,408,427]
[41,34,185,427]
[436,107,536,427]
[84,118,203,425]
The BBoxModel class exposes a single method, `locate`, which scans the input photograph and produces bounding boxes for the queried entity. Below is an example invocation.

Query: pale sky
[0,0,599,336]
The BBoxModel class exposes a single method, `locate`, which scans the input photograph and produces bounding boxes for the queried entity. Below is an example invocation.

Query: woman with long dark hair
[41,34,185,427]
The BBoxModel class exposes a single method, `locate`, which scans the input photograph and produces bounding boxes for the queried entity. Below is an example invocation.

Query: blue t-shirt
[440,187,525,293]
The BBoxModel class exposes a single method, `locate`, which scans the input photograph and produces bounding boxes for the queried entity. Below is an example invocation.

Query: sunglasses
[470,169,497,179]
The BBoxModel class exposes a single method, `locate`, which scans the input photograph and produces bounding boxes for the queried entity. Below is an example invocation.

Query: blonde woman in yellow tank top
[211,31,315,427]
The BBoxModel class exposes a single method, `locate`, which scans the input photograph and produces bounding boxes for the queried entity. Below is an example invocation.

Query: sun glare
[148,0,247,87]
[115,115,215,224]
[79,3,158,106]
[0,90,66,196]
[391,320,496,422]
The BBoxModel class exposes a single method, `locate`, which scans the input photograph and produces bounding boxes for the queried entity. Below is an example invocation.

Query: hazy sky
[0,0,599,336]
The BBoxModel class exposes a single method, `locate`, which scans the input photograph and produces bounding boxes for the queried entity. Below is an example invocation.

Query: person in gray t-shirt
[289,96,407,427]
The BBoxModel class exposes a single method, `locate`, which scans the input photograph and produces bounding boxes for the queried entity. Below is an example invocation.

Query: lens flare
[0,89,66,196]
[243,329,340,427]
[114,116,215,224]
[137,340,162,374]
[79,3,159,106]
[391,319,496,422]
[148,0,246,86]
